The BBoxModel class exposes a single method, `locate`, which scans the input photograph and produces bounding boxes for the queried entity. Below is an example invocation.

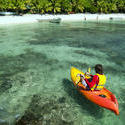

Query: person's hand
[85,72,90,76]
[80,77,84,82]
[75,80,79,85]
[76,74,80,77]
[77,74,85,78]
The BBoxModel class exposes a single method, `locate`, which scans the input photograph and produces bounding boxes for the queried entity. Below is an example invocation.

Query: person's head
[95,64,103,74]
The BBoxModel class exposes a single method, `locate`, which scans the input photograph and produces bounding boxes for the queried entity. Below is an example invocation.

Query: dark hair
[95,64,103,74]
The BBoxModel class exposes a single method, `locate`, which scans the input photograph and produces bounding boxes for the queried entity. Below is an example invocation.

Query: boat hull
[70,67,119,115]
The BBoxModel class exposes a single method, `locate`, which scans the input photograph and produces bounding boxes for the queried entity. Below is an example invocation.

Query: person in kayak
[78,64,106,90]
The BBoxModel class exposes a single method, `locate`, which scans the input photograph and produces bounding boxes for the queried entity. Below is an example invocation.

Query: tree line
[0,0,125,14]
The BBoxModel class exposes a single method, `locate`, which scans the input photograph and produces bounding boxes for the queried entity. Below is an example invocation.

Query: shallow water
[0,20,125,125]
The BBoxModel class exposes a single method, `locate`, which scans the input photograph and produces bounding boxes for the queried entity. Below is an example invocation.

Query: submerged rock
[15,94,77,125]
[61,110,78,123]
[0,107,15,125]
[58,97,66,103]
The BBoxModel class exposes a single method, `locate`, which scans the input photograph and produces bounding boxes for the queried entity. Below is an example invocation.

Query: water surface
[0,20,125,125]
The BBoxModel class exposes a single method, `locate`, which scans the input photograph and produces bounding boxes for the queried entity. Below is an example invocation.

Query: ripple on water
[0,21,124,125]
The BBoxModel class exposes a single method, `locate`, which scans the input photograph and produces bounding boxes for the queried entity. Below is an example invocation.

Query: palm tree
[0,0,9,11]
[75,0,85,13]
[60,0,72,13]
[9,0,27,13]
[116,0,125,12]
[97,0,108,13]
[48,0,61,14]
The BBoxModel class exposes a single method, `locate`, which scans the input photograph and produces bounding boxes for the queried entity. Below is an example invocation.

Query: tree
[97,0,109,13]
[87,0,98,13]
[108,1,117,13]
[0,0,125,14]
[0,0,10,11]
[116,0,125,12]
[48,0,61,13]
[60,0,72,13]
[9,0,28,13]
[74,0,85,13]
[30,0,51,13]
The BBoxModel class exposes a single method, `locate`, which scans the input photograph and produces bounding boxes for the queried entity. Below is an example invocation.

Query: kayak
[70,67,119,115]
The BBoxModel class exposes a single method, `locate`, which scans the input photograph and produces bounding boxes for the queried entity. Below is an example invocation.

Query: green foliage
[48,0,61,13]
[0,0,9,10]
[117,0,125,12]
[70,0,85,13]
[30,0,52,13]
[0,0,124,13]
[60,0,72,13]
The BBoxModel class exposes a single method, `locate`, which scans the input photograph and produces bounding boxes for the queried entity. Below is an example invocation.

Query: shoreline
[0,13,125,25]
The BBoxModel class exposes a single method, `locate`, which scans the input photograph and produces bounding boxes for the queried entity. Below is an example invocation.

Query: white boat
[49,18,61,23]
[37,19,51,22]
[109,17,123,20]
[37,17,61,23]
[0,12,17,16]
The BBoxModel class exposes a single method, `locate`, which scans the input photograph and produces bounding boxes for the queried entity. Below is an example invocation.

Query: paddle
[84,67,91,78]
[75,67,91,85]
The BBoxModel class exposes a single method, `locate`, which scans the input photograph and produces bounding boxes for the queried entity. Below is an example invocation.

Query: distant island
[0,0,125,14]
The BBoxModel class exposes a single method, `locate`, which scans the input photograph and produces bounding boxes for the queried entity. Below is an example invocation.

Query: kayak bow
[70,67,119,115]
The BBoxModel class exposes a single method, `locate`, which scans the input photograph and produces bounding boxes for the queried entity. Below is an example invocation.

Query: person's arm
[89,74,93,77]
[84,75,99,88]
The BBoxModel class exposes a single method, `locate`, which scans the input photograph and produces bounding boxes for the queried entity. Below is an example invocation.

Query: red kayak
[70,67,119,115]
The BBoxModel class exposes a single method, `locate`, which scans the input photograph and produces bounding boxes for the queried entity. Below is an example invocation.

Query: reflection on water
[0,21,125,125]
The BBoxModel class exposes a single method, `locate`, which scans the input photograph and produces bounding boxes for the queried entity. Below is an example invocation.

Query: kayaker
[78,64,106,90]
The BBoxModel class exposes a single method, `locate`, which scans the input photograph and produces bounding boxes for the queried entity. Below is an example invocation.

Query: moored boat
[109,17,123,20]
[49,18,61,23]
[37,19,51,22]
[0,12,17,16]
[37,17,61,23]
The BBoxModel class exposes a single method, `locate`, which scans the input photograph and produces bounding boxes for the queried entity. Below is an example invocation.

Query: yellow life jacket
[91,73,106,90]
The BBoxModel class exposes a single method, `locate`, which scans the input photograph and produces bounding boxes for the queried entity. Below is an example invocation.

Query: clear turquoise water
[0,20,125,125]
